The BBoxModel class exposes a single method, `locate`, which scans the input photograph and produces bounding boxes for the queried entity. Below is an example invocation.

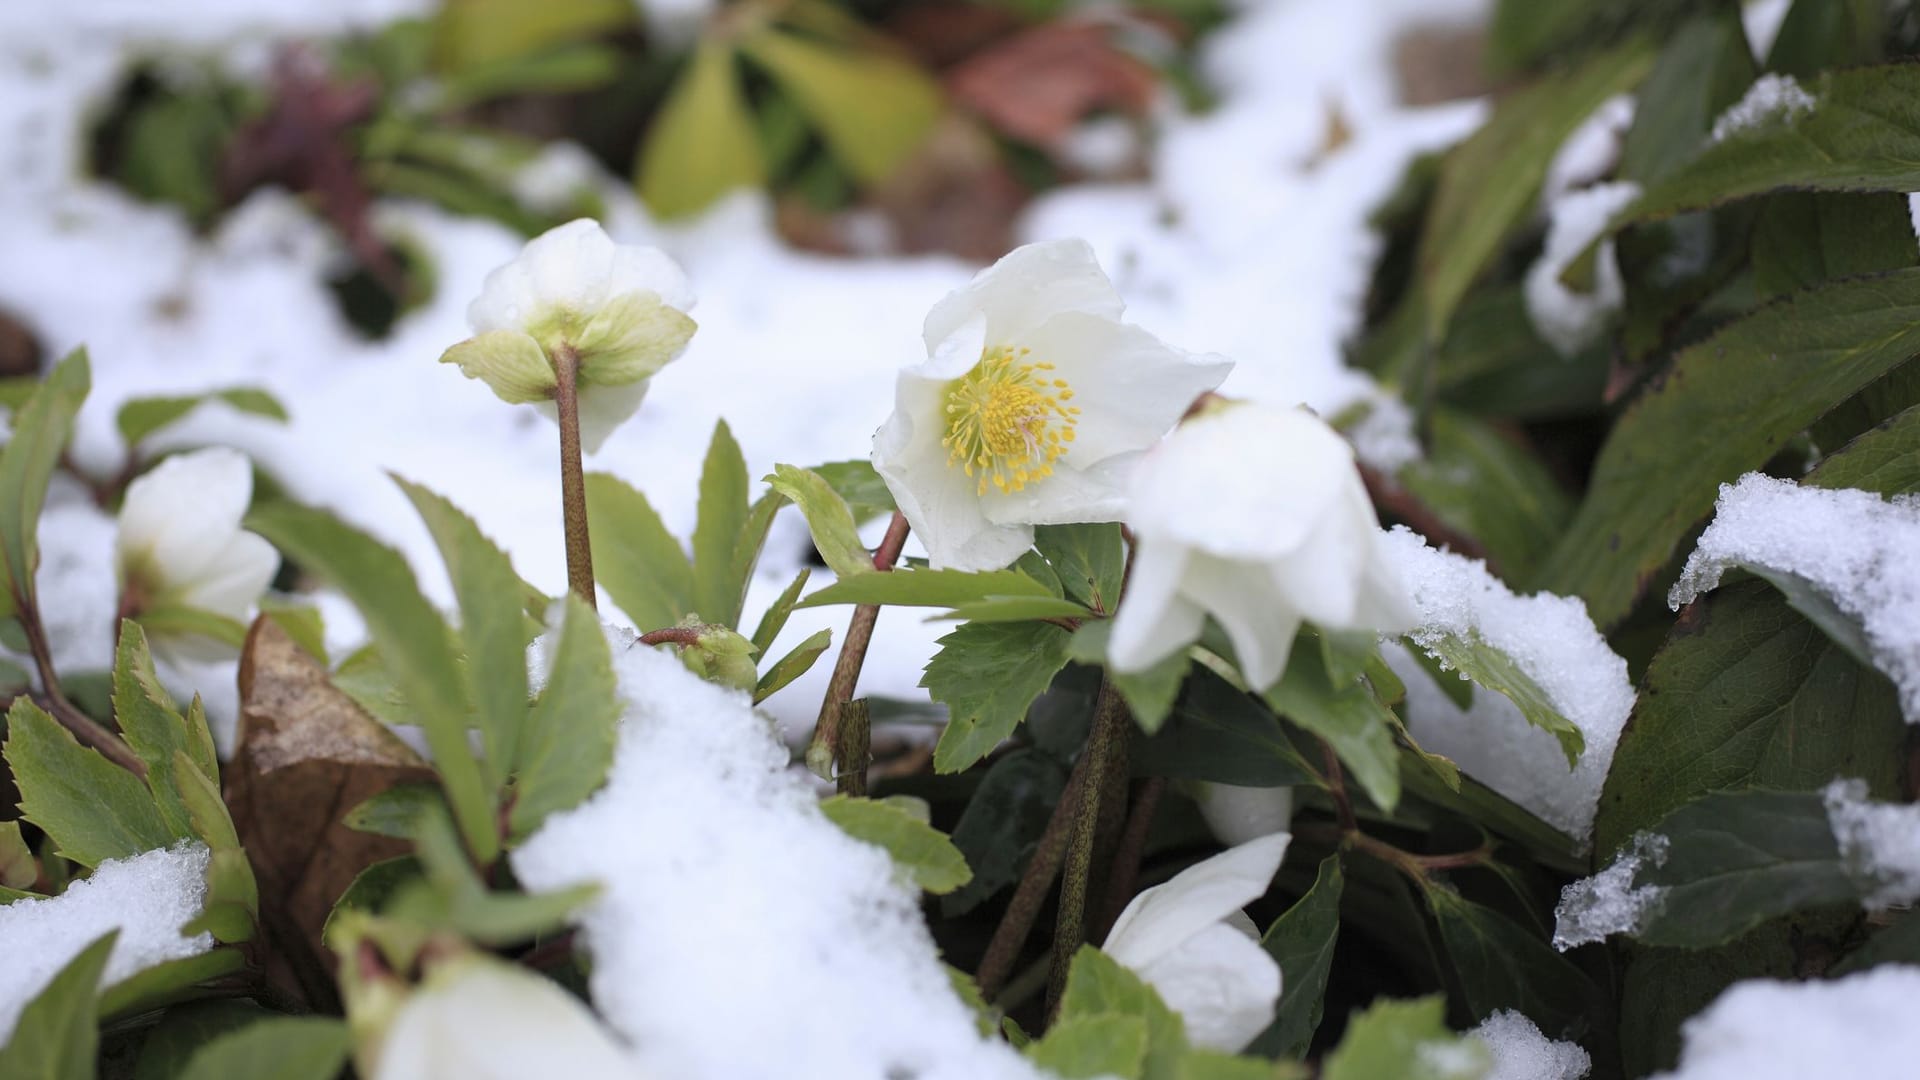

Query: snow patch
[1652,965,1920,1080]
[512,631,1042,1079]
[1525,181,1641,356]
[1552,833,1669,950]
[0,843,213,1043]
[1670,474,1920,721]
[1825,778,1920,911]
[1381,528,1635,843]
[1543,95,1636,206]
[1471,1009,1592,1080]
[1711,74,1816,142]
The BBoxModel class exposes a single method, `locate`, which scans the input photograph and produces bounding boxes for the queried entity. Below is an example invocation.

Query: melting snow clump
[1542,94,1636,205]
[1380,527,1636,843]
[1651,965,1920,1079]
[1670,474,1920,721]
[1710,73,1816,142]
[1825,778,1920,911]
[512,628,1043,1079]
[1471,1010,1592,1080]
[1552,833,1669,950]
[0,842,213,1042]
[1526,180,1641,356]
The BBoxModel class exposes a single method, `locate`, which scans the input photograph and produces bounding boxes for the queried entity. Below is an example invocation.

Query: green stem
[975,748,1090,1000]
[553,344,595,609]
[1046,678,1129,1014]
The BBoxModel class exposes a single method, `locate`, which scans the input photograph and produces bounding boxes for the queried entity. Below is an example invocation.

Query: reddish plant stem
[1046,679,1130,1015]
[552,344,595,609]
[806,511,909,783]
[975,754,1091,1000]
[17,595,144,776]
[637,626,704,647]
[1093,775,1165,943]
[1319,737,1358,832]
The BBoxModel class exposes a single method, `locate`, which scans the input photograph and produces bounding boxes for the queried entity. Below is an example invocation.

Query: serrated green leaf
[1264,638,1401,812]
[1807,403,1920,496]
[1536,269,1920,628]
[1408,629,1584,768]
[1594,578,1904,858]
[1321,996,1487,1080]
[1250,853,1343,1059]
[0,930,115,1079]
[5,700,171,867]
[924,621,1073,773]
[171,752,238,854]
[396,477,532,792]
[638,39,765,219]
[750,568,810,654]
[1752,193,1916,303]
[110,624,203,841]
[509,594,619,840]
[811,459,895,523]
[1028,1014,1149,1079]
[752,627,831,704]
[740,28,940,185]
[0,820,35,889]
[939,595,1094,623]
[343,782,445,840]
[766,464,871,580]
[820,794,972,894]
[1054,946,1190,1079]
[0,350,88,608]
[1034,523,1125,614]
[798,567,1055,611]
[245,502,497,864]
[692,421,751,624]
[1135,668,1319,789]
[133,1000,273,1080]
[115,386,289,447]
[177,1017,348,1080]
[584,471,697,632]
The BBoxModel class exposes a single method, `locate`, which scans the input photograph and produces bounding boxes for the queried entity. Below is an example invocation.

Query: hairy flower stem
[1047,679,1131,1015]
[552,344,595,609]
[806,511,909,784]
[1094,775,1165,942]
[18,594,144,776]
[975,755,1091,1000]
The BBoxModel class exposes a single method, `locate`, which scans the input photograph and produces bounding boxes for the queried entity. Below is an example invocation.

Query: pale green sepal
[575,291,697,386]
[440,330,557,404]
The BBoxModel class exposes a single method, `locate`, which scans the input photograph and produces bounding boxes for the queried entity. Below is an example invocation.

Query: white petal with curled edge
[1194,783,1295,849]
[1133,919,1282,1053]
[375,959,636,1080]
[1104,832,1291,971]
[922,238,1124,349]
[1108,539,1204,676]
[1179,552,1301,693]
[1021,313,1231,465]
[116,447,254,590]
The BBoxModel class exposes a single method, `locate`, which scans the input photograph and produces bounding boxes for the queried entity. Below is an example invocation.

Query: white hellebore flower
[443,218,696,452]
[115,447,277,661]
[873,239,1231,570]
[1108,401,1416,692]
[374,955,637,1080]
[1103,832,1291,1053]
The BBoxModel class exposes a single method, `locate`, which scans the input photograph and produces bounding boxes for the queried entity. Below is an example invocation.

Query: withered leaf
[946,24,1156,149]
[228,616,434,1008]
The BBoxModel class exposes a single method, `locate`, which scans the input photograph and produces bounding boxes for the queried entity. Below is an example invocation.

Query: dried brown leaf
[946,23,1157,149]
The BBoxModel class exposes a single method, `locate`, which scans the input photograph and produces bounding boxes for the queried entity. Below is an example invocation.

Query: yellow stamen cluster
[942,345,1080,496]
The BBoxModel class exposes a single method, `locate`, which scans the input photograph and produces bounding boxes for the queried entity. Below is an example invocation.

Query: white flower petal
[1108,540,1204,675]
[923,238,1124,350]
[607,243,696,312]
[520,218,617,314]
[1267,506,1368,629]
[1104,833,1290,970]
[1194,783,1295,848]
[533,379,650,455]
[976,452,1131,528]
[468,261,541,334]
[1022,313,1231,465]
[117,448,255,590]
[1181,551,1302,692]
[375,958,635,1080]
[176,530,278,620]
[1133,920,1282,1053]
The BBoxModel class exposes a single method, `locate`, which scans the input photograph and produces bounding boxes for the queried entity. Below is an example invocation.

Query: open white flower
[374,954,637,1080]
[443,218,696,452]
[872,239,1231,570]
[115,447,277,661]
[1108,401,1415,692]
[1103,832,1291,1053]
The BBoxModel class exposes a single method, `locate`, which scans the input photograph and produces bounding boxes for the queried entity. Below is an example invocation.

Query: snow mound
[1710,74,1816,142]
[1471,1009,1592,1080]
[1654,966,1920,1079]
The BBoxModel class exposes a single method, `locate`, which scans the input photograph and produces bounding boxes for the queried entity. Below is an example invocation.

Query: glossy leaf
[1250,853,1344,1059]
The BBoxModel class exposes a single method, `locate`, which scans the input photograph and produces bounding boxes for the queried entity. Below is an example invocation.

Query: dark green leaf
[5,700,171,867]
[0,931,116,1080]
[1426,887,1605,1039]
[98,949,244,1019]
[584,471,696,632]
[246,502,497,863]
[1396,409,1572,582]
[177,1017,348,1080]
[1618,7,1757,185]
[397,477,534,793]
[1831,910,1920,976]
[1765,0,1882,76]
[321,857,422,952]
[509,594,619,840]
[1034,524,1125,614]
[1321,996,1486,1080]
[941,748,1067,917]
[1752,194,1916,303]
[924,621,1073,773]
[1250,853,1343,1059]
[1265,638,1400,812]
[819,794,972,894]
[134,1000,273,1080]
[1594,579,1904,857]
[0,350,88,609]
[1536,269,1920,627]
[1068,620,1187,733]
[940,595,1094,624]
[344,783,445,840]
[1135,669,1318,788]
[811,459,895,523]
[1408,630,1584,768]
[1805,403,1920,496]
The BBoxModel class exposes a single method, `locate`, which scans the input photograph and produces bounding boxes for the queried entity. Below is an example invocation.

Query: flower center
[942,345,1079,496]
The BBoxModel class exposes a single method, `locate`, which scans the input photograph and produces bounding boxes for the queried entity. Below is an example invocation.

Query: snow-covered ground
[0,0,1490,745]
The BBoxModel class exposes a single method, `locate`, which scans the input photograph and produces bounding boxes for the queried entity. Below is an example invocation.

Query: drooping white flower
[374,954,637,1080]
[1194,782,1294,848]
[444,218,696,452]
[1108,401,1415,692]
[872,239,1231,571]
[115,447,277,661]
[1102,832,1290,1053]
